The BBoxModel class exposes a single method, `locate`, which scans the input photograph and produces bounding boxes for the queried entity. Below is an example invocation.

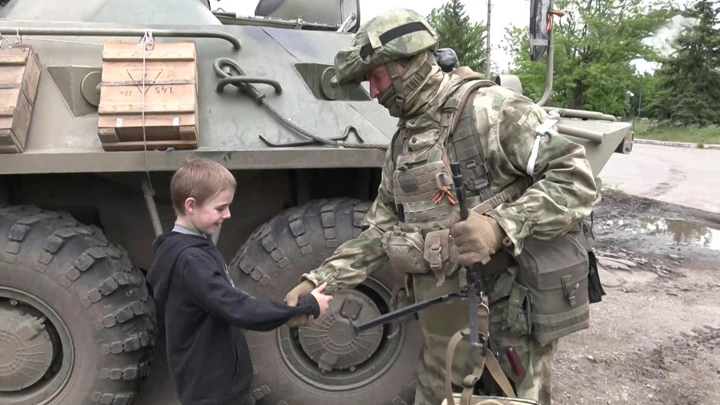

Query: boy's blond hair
[170,159,236,215]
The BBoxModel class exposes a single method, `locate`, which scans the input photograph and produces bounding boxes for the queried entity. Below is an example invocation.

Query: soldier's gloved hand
[285,280,316,328]
[450,212,505,267]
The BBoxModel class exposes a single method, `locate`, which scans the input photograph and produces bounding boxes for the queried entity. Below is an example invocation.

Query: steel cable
[213,57,388,150]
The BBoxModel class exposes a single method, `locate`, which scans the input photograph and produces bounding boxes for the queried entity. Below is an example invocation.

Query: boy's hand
[285,280,324,328]
[310,282,333,317]
[285,280,315,307]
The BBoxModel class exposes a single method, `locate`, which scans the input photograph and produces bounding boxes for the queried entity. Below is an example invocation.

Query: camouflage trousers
[409,268,558,405]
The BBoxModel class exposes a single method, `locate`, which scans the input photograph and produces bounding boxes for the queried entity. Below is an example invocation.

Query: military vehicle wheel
[0,205,156,405]
[229,198,423,405]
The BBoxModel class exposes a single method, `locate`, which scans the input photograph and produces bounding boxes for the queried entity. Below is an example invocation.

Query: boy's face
[182,188,234,235]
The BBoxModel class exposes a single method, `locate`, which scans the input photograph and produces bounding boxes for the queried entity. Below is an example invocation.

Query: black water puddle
[638,217,719,251]
[601,216,720,252]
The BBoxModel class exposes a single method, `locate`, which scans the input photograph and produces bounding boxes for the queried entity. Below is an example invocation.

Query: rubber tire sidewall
[0,207,156,405]
[229,199,423,405]
[0,264,98,405]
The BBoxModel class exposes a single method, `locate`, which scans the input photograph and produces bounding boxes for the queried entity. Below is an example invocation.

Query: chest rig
[391,79,496,230]
[384,78,600,356]
[381,78,501,286]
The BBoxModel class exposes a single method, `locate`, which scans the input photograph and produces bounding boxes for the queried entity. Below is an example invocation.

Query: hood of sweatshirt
[146,230,215,305]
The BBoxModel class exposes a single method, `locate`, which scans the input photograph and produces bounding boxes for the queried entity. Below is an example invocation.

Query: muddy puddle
[600,216,720,254]
[638,217,719,250]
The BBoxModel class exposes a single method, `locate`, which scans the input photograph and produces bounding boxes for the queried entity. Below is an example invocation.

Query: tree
[427,0,487,74]
[646,0,720,125]
[626,72,660,118]
[503,0,678,115]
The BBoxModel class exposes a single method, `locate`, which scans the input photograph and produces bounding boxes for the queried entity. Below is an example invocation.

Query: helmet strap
[386,61,405,116]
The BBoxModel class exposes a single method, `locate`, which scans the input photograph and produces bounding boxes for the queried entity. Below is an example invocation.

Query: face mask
[374,53,434,117]
[378,85,404,117]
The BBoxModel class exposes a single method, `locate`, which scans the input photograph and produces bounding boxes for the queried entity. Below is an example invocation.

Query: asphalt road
[599,143,720,214]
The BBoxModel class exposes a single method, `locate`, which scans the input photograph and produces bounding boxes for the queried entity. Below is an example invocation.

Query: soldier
[284,8,598,405]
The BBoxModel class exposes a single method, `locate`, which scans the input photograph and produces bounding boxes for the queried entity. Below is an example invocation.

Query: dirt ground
[552,190,720,405]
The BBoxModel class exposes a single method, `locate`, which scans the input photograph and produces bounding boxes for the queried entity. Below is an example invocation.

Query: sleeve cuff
[298,294,320,318]
[486,208,530,256]
[300,273,322,288]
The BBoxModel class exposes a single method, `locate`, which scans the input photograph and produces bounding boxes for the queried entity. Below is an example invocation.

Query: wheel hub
[0,301,55,391]
[298,290,384,371]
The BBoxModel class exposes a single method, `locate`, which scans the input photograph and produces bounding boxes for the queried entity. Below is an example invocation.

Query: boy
[147,158,332,405]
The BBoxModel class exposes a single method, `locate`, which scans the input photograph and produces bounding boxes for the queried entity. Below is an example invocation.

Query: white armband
[526,114,560,177]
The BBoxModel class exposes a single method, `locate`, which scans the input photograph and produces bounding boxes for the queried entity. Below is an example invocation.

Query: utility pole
[485,0,492,79]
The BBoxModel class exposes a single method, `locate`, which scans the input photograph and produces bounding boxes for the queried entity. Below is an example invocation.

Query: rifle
[352,162,524,395]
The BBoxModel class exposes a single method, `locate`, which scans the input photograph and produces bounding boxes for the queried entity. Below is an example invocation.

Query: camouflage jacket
[301,73,598,292]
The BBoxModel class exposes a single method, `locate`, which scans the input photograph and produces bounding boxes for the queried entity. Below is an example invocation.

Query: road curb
[634,139,720,149]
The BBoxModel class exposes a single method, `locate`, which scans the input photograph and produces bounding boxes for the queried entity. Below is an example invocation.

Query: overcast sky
[210,0,691,74]
[211,0,533,71]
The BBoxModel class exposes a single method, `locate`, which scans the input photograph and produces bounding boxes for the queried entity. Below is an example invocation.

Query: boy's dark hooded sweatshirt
[147,228,320,405]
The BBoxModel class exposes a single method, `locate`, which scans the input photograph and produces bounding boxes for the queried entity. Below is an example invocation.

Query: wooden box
[0,45,42,154]
[97,40,199,151]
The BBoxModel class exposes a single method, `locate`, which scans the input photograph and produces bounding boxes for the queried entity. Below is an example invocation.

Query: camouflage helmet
[333,8,440,85]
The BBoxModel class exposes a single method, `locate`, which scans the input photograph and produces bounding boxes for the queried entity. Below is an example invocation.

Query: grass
[631,119,720,146]
[601,184,625,194]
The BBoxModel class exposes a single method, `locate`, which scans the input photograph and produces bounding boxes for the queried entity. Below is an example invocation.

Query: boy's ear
[184,197,197,214]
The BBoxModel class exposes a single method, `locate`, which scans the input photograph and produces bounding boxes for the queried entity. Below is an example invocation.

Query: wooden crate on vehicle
[0,44,42,154]
[97,40,199,151]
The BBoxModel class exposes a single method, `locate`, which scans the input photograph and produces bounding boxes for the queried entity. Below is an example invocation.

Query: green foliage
[633,118,720,144]
[627,72,660,118]
[427,0,487,73]
[503,0,678,115]
[645,0,720,126]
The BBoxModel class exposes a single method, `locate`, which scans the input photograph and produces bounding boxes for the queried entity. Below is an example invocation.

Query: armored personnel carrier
[0,0,632,404]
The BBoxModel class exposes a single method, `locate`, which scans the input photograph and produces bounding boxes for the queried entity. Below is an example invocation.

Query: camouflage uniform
[297,8,597,405]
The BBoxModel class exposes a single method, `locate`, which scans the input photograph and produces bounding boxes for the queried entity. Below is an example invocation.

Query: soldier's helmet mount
[433,48,458,72]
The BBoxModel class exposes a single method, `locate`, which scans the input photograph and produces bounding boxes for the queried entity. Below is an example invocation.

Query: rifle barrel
[352,291,461,333]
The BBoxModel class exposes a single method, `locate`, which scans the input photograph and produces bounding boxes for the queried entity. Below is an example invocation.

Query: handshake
[285,280,333,327]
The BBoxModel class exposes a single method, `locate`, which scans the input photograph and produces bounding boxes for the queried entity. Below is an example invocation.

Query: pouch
[502,282,531,338]
[423,229,459,285]
[516,230,591,346]
[580,220,606,303]
[382,229,431,274]
[587,250,605,303]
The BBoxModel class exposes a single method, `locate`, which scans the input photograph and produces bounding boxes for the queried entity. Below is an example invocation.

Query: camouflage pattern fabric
[299,67,464,292]
[300,74,597,290]
[301,26,597,404]
[411,270,556,405]
[474,89,597,256]
[334,8,439,85]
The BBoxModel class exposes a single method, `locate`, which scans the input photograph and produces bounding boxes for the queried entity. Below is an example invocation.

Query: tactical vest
[391,79,494,218]
[382,78,519,285]
[381,77,599,347]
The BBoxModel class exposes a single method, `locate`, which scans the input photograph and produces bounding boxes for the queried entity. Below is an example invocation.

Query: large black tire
[228,198,423,405]
[0,205,156,405]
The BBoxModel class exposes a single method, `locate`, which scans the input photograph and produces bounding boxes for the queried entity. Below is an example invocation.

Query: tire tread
[0,205,156,404]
